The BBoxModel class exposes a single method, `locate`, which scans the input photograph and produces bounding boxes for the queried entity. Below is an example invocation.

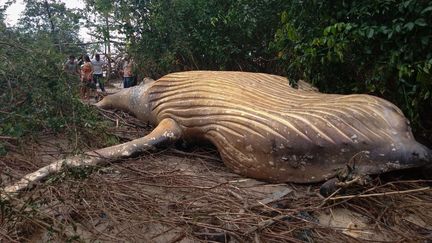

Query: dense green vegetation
[129,0,290,76]
[0,1,106,154]
[1,0,431,147]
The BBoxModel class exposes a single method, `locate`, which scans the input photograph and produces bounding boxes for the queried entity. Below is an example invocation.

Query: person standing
[122,56,135,88]
[91,53,106,93]
[63,55,80,90]
[80,55,94,99]
[64,55,80,75]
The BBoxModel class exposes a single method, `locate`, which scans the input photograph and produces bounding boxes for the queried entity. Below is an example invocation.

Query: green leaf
[403,0,412,8]
[326,37,335,47]
[395,24,401,32]
[421,6,432,14]
[421,36,429,46]
[388,31,394,39]
[415,18,427,27]
[379,26,388,34]
[404,22,415,31]
[367,28,374,38]
[281,11,288,23]
[323,26,332,36]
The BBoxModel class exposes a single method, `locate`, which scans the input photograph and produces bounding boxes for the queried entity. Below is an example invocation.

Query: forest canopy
[1,0,432,147]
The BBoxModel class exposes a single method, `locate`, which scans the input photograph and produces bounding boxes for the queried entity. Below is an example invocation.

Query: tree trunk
[105,14,112,82]
[43,0,61,52]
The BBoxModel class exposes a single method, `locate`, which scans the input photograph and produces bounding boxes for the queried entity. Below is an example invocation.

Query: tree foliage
[107,0,289,77]
[0,4,5,26]
[83,0,118,47]
[0,2,105,155]
[18,0,83,53]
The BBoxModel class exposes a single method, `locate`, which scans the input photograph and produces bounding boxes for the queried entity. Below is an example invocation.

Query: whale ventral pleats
[105,71,432,183]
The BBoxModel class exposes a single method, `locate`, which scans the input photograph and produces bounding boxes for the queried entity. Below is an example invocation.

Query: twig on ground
[329,187,431,200]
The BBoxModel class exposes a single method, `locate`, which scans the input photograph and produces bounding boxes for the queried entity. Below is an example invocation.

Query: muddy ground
[1,82,432,242]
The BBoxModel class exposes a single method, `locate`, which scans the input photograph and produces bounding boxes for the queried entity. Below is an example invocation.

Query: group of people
[64,53,136,100]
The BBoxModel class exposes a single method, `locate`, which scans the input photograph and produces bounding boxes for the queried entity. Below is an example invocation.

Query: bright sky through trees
[1,0,91,40]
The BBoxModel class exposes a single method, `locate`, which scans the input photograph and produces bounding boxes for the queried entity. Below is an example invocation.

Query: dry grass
[1,111,432,242]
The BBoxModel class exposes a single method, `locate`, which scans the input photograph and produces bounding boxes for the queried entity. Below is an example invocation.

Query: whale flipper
[2,118,182,197]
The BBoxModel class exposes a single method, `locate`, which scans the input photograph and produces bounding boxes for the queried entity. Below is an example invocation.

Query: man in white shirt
[91,54,106,92]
